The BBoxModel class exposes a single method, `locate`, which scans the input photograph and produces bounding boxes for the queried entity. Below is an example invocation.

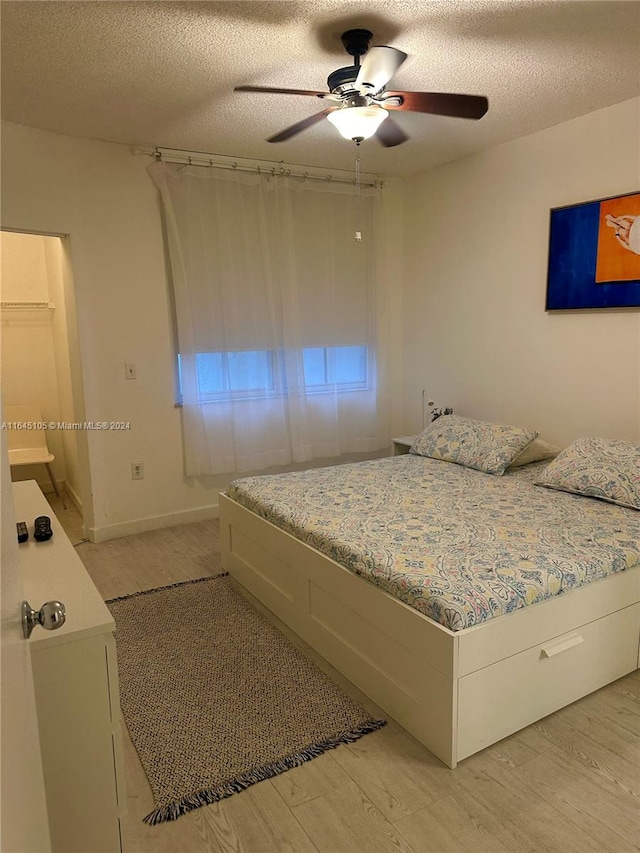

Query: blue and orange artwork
[546,191,640,310]
[596,194,640,283]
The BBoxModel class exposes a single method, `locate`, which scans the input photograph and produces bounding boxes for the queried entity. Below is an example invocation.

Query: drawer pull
[541,635,584,658]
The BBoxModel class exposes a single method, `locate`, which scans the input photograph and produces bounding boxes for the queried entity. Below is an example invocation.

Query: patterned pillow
[535,436,640,510]
[410,415,538,476]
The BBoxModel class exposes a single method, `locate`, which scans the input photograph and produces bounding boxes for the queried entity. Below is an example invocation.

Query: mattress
[226,454,640,631]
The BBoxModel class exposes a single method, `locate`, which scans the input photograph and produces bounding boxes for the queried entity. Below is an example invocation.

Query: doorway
[0,230,92,542]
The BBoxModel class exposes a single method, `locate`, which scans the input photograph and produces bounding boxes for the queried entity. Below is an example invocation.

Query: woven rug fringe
[106,572,229,604]
[142,718,387,825]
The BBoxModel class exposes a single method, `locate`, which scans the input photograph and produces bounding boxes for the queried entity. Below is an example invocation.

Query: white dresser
[14,480,125,853]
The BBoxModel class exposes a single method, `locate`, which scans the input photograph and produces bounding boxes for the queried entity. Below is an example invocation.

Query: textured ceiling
[2,1,639,177]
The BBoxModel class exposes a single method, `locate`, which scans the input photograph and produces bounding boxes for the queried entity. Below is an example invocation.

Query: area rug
[107,574,386,824]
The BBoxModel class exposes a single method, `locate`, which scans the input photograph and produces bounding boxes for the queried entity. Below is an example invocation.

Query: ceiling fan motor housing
[327,66,359,95]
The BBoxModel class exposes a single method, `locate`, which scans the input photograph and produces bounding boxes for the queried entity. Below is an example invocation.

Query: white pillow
[508,438,561,468]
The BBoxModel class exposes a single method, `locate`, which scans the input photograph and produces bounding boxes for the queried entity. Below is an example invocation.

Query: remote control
[34,516,53,542]
[16,521,29,543]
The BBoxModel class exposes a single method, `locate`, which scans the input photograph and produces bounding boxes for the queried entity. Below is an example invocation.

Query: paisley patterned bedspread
[226,455,640,631]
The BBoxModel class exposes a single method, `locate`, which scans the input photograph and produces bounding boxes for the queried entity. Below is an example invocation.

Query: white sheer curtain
[149,160,391,475]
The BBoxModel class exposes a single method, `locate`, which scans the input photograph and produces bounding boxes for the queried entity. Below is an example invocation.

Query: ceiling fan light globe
[327,106,389,141]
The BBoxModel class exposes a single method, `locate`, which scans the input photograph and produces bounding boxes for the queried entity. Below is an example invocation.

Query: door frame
[1,226,94,535]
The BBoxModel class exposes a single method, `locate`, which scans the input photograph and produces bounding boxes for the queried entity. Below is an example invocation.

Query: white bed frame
[220,493,640,767]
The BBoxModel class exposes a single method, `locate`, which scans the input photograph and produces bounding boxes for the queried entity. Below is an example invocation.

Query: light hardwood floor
[66,509,640,853]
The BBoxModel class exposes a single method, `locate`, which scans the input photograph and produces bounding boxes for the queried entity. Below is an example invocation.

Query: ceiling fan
[234,28,489,147]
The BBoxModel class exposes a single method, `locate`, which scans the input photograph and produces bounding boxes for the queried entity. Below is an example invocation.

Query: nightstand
[392,435,418,456]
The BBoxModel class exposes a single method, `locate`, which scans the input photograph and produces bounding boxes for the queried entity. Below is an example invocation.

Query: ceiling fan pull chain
[355,148,362,242]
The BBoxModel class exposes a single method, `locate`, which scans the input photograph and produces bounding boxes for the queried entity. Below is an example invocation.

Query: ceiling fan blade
[376,116,409,147]
[235,85,337,100]
[355,46,407,94]
[381,91,488,120]
[267,108,337,143]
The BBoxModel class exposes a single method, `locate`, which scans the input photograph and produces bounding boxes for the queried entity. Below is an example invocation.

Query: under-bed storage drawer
[456,602,640,762]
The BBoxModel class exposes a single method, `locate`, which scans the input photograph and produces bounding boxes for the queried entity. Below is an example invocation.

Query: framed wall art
[546,190,640,310]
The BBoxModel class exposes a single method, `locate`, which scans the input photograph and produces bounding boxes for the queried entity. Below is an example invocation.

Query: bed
[220,423,640,767]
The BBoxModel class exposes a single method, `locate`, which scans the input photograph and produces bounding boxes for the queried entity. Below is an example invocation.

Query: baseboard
[17,475,81,513]
[89,503,220,543]
[65,482,83,514]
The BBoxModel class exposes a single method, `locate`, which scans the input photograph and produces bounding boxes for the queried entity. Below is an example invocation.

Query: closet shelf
[0,301,55,311]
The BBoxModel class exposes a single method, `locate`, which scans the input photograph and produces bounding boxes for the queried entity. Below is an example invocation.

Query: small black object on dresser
[17,521,29,543]
[34,515,53,541]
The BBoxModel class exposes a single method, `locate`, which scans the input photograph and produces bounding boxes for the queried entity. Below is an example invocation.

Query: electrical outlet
[125,362,137,380]
[131,462,144,480]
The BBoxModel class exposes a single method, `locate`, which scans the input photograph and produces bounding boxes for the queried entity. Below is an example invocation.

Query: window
[196,351,275,396]
[302,346,367,390]
[180,346,368,402]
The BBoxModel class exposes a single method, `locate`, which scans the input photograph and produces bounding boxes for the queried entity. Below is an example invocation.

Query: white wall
[401,98,640,446]
[1,231,49,301]
[1,121,404,540]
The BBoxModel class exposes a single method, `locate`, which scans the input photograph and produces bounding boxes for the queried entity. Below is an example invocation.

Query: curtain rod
[133,146,382,189]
